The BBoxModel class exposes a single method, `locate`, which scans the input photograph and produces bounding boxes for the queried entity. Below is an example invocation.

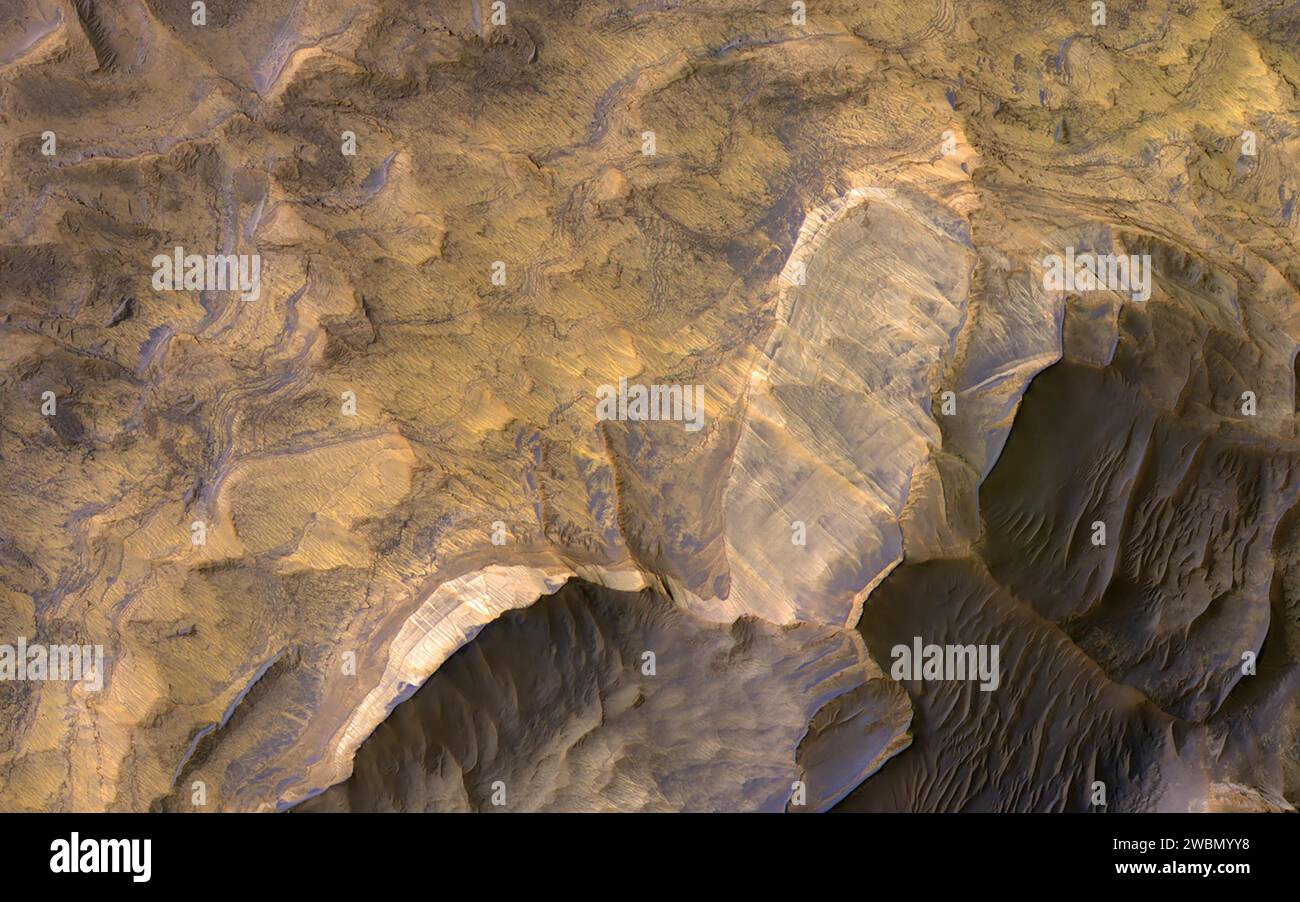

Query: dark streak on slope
[72,0,118,72]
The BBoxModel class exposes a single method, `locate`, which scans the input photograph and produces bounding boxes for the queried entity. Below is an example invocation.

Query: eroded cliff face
[841,275,1300,811]
[295,580,911,813]
[0,0,1296,813]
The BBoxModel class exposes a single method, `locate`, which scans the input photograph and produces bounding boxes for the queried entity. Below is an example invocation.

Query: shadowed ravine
[294,286,1299,813]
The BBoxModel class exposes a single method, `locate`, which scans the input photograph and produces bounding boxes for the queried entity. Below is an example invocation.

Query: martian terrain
[0,0,1297,813]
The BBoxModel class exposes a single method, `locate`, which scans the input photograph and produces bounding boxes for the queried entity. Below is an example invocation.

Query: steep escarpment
[841,247,1300,811]
[295,580,911,813]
